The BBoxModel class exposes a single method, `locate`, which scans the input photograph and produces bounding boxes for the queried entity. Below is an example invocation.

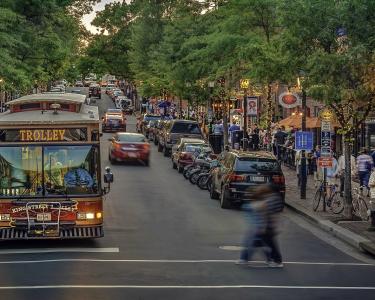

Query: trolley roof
[6,93,86,106]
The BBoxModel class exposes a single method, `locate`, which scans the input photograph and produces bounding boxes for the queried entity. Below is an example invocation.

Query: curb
[285,200,375,256]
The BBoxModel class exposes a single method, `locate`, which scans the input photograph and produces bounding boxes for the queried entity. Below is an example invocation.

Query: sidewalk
[283,166,375,256]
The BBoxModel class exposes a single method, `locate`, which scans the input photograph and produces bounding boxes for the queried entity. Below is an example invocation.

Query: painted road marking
[0,248,119,254]
[219,246,245,251]
[0,285,374,290]
[0,259,373,266]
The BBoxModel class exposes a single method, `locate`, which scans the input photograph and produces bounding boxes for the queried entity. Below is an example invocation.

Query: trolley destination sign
[19,129,66,142]
[0,128,88,142]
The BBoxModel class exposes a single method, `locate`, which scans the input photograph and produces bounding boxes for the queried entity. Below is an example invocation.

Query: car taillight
[272,175,285,185]
[141,144,150,151]
[228,173,247,182]
[180,152,191,160]
[114,142,121,151]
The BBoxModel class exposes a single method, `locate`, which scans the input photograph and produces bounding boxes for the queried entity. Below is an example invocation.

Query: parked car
[141,114,162,137]
[210,150,285,209]
[89,84,101,99]
[105,84,116,94]
[75,81,84,87]
[171,138,208,172]
[158,119,203,157]
[102,112,126,132]
[111,89,123,101]
[108,133,150,166]
[150,119,167,144]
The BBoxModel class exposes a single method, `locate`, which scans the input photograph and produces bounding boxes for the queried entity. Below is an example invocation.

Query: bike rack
[26,202,62,237]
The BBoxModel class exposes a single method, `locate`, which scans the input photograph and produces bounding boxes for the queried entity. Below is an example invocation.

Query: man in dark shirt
[274,128,287,161]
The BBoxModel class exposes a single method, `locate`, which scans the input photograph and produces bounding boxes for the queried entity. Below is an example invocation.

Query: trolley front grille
[0,226,103,240]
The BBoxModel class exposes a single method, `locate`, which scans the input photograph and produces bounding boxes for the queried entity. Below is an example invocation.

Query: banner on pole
[246,96,258,116]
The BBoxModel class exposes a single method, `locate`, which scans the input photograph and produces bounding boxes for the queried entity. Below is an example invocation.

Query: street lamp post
[298,75,307,200]
[208,81,215,134]
[240,79,250,144]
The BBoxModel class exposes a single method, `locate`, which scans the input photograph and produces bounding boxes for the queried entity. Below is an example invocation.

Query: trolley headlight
[0,214,11,221]
[86,212,95,220]
[77,212,101,220]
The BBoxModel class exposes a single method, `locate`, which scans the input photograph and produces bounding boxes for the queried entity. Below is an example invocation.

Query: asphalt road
[0,89,374,300]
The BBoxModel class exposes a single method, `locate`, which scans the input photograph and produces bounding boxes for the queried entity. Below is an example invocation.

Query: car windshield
[107,109,122,113]
[171,122,201,134]
[107,115,122,120]
[0,145,100,198]
[117,134,146,142]
[144,115,161,122]
[234,158,280,172]
[184,144,209,153]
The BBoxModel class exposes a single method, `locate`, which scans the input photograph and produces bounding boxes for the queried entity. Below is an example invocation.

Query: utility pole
[300,89,307,199]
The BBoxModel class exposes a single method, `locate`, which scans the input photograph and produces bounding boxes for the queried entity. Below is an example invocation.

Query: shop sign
[319,107,334,121]
[278,92,301,108]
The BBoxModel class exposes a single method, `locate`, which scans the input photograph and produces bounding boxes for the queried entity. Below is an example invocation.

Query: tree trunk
[266,84,273,148]
[223,103,228,149]
[343,135,353,219]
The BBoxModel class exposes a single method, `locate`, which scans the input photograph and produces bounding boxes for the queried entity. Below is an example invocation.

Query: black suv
[210,150,285,209]
[89,84,101,99]
[159,120,203,157]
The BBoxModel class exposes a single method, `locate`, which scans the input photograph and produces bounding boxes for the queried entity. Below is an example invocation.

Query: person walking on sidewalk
[312,145,321,187]
[334,153,357,197]
[237,184,284,267]
[369,168,375,200]
[357,148,373,195]
[274,127,287,161]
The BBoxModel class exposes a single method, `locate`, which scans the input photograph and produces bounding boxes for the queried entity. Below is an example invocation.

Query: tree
[281,0,375,218]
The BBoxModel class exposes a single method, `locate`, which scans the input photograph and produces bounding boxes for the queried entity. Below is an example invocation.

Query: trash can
[231,130,243,149]
[209,134,223,154]
[242,138,249,151]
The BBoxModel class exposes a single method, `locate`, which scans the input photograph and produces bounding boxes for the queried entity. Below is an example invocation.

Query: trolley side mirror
[103,166,114,194]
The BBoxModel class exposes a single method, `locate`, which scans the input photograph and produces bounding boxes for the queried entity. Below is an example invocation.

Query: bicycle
[352,187,369,221]
[313,180,344,214]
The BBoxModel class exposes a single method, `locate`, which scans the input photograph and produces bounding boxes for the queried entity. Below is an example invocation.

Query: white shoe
[268,261,284,268]
[235,259,248,265]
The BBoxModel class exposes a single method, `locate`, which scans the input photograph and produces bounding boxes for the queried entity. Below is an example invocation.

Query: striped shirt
[357,154,373,172]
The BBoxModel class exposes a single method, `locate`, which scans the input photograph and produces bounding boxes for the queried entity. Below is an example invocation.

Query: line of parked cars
[144,114,286,209]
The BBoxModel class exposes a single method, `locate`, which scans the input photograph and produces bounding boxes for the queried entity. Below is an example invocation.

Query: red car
[172,140,211,172]
[108,133,150,166]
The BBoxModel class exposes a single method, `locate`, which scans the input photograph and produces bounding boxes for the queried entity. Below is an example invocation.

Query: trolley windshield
[0,145,100,198]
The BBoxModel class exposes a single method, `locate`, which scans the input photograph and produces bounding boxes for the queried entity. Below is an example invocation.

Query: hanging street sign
[318,157,333,167]
[295,131,314,151]
[321,120,331,132]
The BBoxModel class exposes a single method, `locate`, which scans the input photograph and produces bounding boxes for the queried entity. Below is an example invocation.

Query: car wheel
[209,182,219,200]
[157,142,163,152]
[220,187,231,209]
[109,153,115,164]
